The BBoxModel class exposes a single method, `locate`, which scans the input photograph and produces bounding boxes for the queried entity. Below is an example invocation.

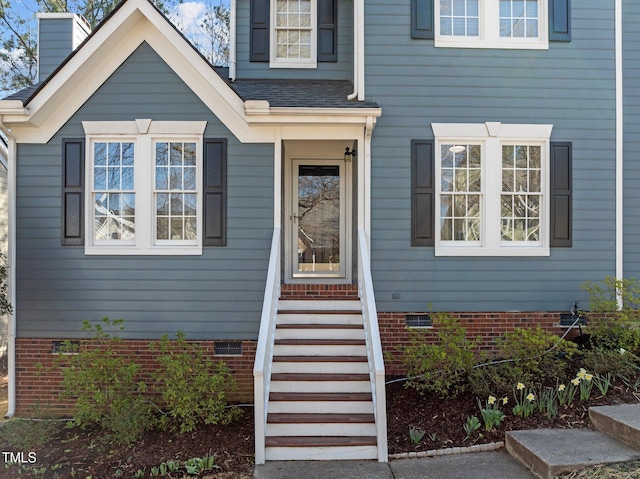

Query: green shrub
[58,318,154,445]
[579,346,639,379]
[496,326,577,384]
[403,313,478,398]
[152,332,240,433]
[582,276,640,354]
[468,361,528,398]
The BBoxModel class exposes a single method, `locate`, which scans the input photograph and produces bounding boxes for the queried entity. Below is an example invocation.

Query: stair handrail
[254,228,281,465]
[357,228,388,462]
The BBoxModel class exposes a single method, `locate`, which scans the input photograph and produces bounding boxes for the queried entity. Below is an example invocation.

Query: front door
[289,159,348,280]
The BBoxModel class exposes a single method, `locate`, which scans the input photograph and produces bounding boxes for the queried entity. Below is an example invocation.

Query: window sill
[85,246,203,256]
[269,60,318,69]
[435,246,550,257]
[434,39,549,50]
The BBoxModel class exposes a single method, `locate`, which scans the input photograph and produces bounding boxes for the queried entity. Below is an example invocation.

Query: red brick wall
[15,308,580,415]
[15,338,256,416]
[280,283,359,300]
[380,311,581,376]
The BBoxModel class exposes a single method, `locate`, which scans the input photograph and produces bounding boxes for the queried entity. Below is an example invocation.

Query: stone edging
[389,441,504,460]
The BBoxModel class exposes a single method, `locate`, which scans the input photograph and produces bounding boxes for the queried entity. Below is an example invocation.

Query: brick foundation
[15,338,256,416]
[280,283,359,300]
[380,311,582,376]
[14,307,582,415]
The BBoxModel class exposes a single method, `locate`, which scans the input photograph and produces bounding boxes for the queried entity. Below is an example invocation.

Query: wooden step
[265,436,377,447]
[277,323,363,329]
[270,392,372,401]
[268,413,374,424]
[272,355,367,362]
[274,339,365,346]
[271,373,370,382]
[278,310,362,315]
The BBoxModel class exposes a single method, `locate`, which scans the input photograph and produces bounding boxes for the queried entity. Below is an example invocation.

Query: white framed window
[83,120,207,255]
[435,0,548,49]
[270,0,317,68]
[431,122,552,256]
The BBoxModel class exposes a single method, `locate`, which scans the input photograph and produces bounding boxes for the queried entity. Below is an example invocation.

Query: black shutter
[318,0,337,62]
[411,0,434,39]
[203,139,227,246]
[62,138,84,246]
[411,140,435,246]
[549,0,571,42]
[550,142,572,247]
[250,0,270,62]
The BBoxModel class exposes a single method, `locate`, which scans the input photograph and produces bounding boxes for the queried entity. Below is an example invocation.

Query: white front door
[287,158,349,281]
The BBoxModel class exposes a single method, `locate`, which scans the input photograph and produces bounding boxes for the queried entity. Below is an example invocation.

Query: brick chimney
[37,13,91,83]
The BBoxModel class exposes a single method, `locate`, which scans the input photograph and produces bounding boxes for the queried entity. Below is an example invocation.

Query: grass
[558,461,640,478]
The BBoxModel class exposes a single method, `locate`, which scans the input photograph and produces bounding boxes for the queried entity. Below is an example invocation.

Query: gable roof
[0,0,380,144]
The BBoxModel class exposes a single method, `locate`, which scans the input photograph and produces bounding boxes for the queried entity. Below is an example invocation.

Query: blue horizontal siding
[365,0,618,313]
[16,43,274,340]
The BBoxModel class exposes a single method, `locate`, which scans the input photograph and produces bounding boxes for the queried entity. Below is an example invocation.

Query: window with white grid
[271,0,317,67]
[432,122,552,256]
[435,0,547,49]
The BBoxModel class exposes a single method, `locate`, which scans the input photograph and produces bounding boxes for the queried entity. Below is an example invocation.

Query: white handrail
[357,228,388,462]
[253,228,281,465]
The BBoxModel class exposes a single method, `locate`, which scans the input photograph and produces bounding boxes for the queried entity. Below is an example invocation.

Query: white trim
[269,0,318,69]
[0,0,380,144]
[616,0,623,292]
[434,0,549,50]
[283,142,352,284]
[83,120,205,256]
[432,122,552,257]
[229,0,237,81]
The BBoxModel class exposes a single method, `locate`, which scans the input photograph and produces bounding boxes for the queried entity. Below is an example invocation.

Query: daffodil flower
[571,378,580,386]
[558,384,566,391]
[585,373,593,381]
[502,397,508,405]
[526,393,535,402]
[488,395,496,405]
[517,382,525,390]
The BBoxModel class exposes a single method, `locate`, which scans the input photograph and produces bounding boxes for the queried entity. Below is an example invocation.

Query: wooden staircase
[264,298,379,461]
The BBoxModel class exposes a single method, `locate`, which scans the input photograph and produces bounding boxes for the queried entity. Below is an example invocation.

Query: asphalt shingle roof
[215,68,379,109]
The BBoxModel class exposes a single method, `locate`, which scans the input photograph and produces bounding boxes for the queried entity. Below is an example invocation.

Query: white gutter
[229,0,237,81]
[348,0,365,101]
[0,120,16,418]
[615,0,623,292]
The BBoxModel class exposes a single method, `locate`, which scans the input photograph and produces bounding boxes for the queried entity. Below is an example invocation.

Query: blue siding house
[0,0,634,463]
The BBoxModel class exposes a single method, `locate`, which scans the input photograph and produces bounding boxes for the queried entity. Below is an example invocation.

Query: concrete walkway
[254,449,537,479]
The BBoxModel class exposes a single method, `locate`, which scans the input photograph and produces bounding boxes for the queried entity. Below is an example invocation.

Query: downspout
[229,0,237,81]
[615,0,623,296]
[348,0,364,101]
[0,121,16,418]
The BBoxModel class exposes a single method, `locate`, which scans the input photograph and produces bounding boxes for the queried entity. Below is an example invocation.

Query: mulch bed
[1,374,640,478]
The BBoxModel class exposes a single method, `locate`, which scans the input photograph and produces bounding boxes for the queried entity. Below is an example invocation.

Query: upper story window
[431,123,553,256]
[435,0,548,49]
[250,0,337,66]
[82,121,207,255]
[271,0,317,68]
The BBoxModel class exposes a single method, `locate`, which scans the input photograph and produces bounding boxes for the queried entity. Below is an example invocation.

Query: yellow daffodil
[502,397,508,405]
[488,395,496,405]
[571,378,580,386]
[585,373,593,381]
[517,382,525,390]
[526,393,535,402]
[558,384,566,391]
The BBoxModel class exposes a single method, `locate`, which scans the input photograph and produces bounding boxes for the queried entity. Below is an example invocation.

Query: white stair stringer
[264,299,379,461]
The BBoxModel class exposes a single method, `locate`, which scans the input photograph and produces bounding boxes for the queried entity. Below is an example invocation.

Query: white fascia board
[245,107,382,124]
[9,0,249,143]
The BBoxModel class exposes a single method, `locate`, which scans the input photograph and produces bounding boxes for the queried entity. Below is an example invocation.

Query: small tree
[0,250,12,316]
